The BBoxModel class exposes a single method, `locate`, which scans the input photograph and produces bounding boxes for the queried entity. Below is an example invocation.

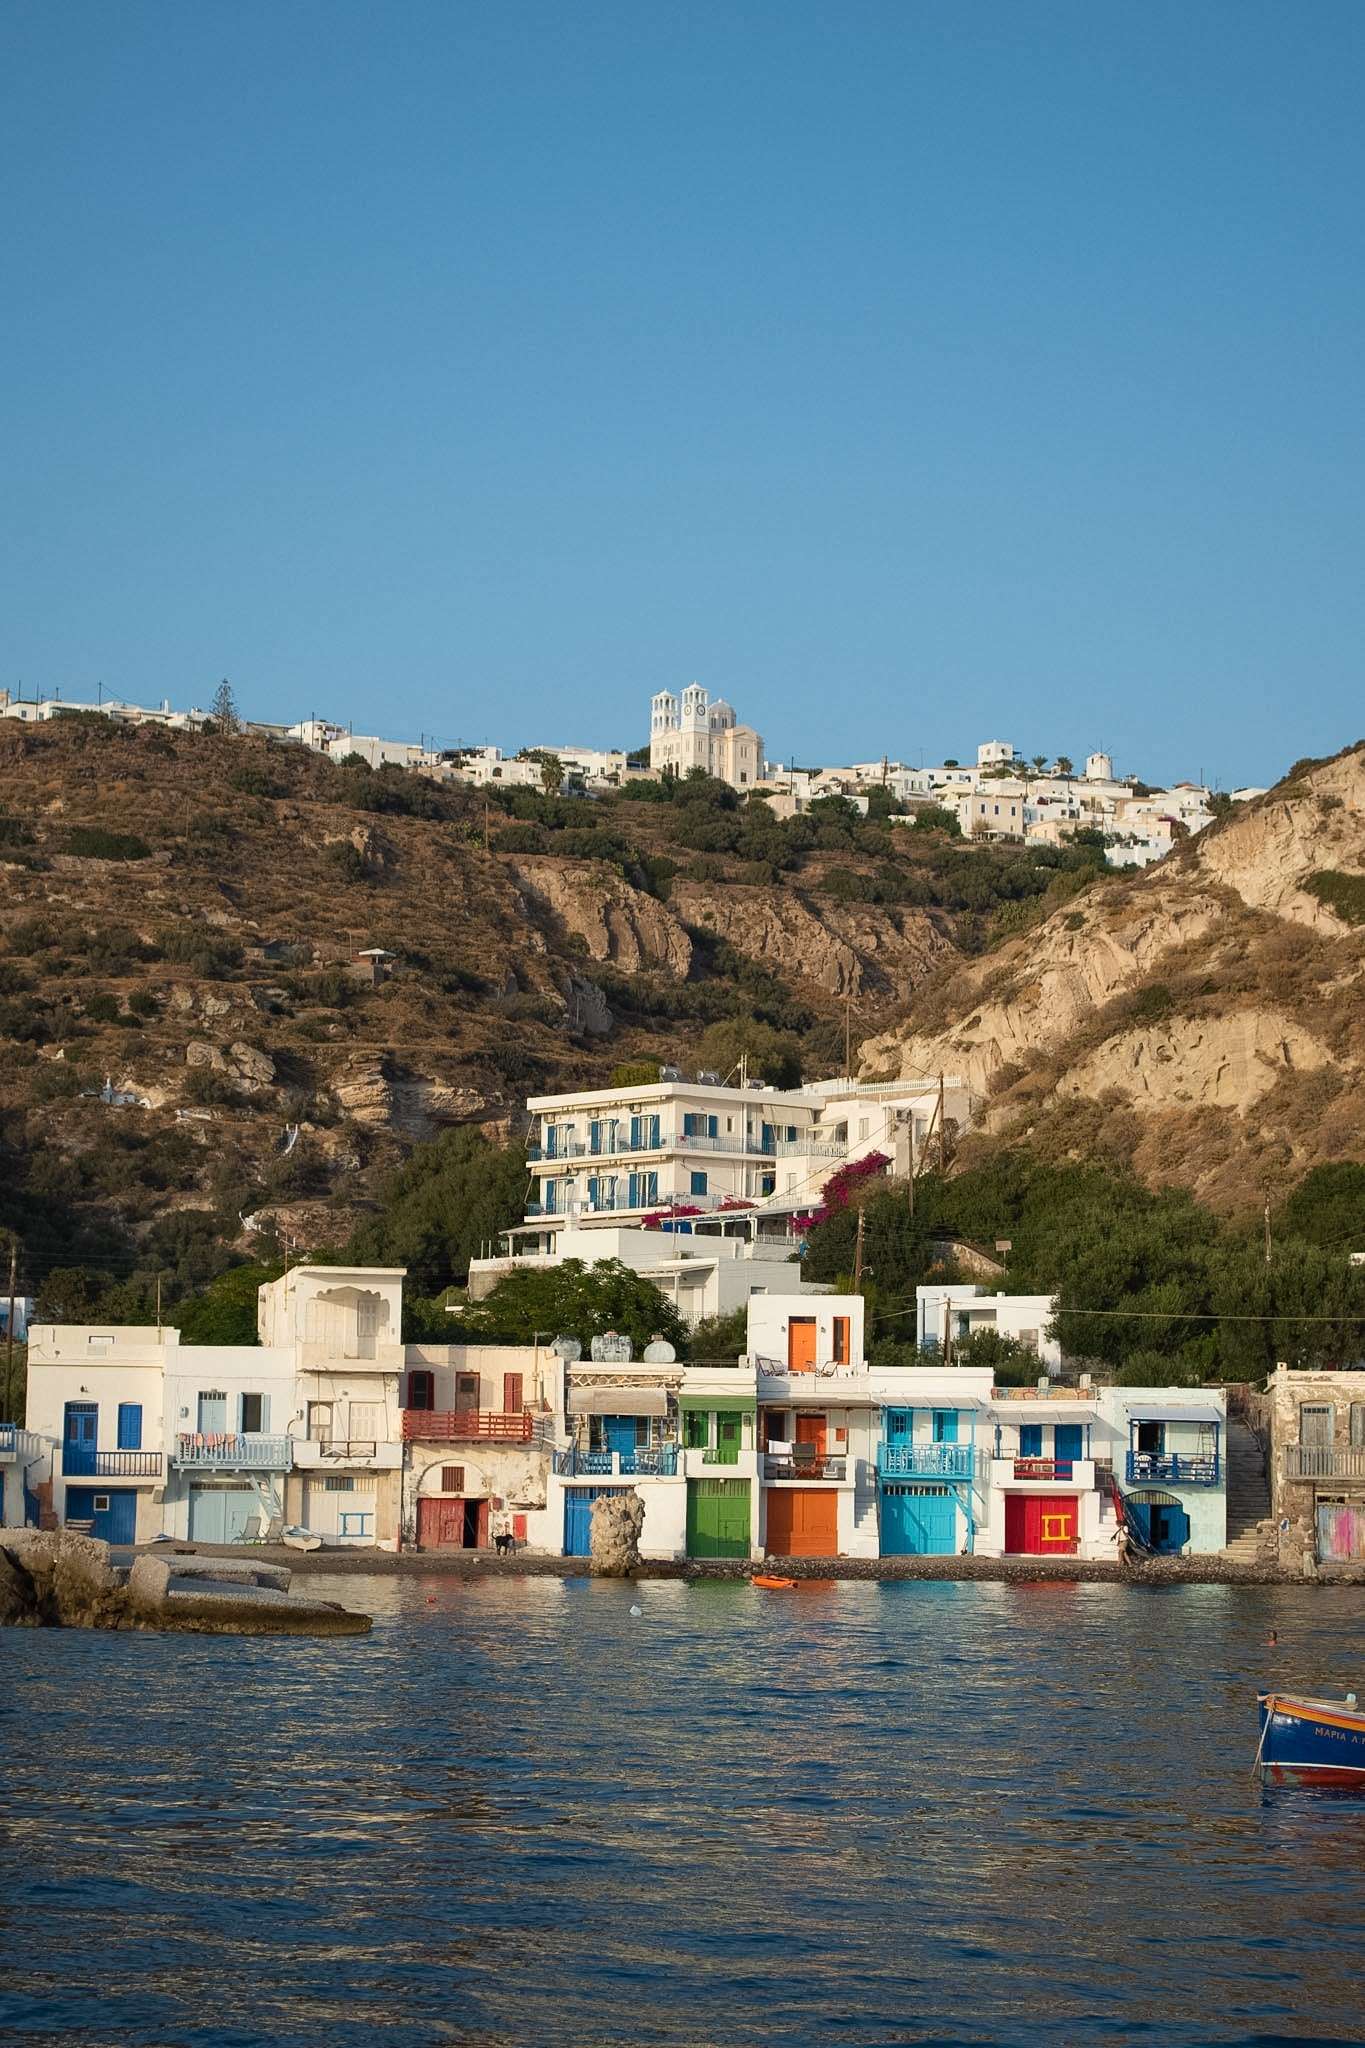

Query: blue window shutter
[933,1410,959,1445]
[1019,1424,1043,1458]
[628,1173,640,1207]
[646,1172,658,1202]
[707,1115,718,1138]
[117,1403,142,1450]
[649,1115,660,1147]
[630,1115,641,1148]
[587,1175,599,1206]
[690,1170,708,1196]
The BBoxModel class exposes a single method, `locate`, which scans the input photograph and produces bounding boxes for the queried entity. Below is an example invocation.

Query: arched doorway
[1125,1489,1189,1556]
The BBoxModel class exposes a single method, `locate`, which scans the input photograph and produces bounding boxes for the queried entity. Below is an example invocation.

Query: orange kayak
[751,1574,797,1590]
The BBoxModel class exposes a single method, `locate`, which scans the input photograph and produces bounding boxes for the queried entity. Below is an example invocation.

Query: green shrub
[84,992,122,1024]
[1305,870,1365,926]
[127,988,158,1017]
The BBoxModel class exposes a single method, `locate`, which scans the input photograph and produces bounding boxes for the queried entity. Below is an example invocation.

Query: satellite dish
[551,1335,582,1361]
[643,1339,677,1365]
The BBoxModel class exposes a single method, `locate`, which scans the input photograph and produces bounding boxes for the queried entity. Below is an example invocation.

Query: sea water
[2,1576,1364,2046]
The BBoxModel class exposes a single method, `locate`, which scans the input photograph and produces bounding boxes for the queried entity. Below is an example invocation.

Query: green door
[714,1415,741,1465]
[687,1478,751,1559]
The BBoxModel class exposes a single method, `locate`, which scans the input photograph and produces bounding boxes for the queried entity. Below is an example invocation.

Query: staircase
[1224,1420,1271,1562]
[853,1463,880,1556]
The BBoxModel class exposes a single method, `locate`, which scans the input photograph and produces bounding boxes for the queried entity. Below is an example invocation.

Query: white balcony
[990,1456,1097,1492]
[292,1438,402,1472]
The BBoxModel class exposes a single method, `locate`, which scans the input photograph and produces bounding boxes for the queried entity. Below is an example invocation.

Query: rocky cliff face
[861,744,1365,1209]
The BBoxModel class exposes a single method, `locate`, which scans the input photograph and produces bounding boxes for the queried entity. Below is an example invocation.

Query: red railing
[401,1409,533,1443]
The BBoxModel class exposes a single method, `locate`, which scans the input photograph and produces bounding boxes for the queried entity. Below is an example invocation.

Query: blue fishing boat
[1256,1691,1365,1786]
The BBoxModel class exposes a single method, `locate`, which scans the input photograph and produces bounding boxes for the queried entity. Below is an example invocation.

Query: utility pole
[844,983,852,1080]
[483,795,490,853]
[155,1273,162,1337]
[5,1238,16,1421]
[1264,1192,1273,1267]
[938,1072,947,1175]
[853,1207,865,1293]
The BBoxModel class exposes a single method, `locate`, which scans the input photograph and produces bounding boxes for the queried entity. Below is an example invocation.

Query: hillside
[0,716,1099,1288]
[860,741,1365,1211]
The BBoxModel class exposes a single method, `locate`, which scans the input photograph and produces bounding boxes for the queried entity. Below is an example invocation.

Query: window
[1136,1420,1164,1456]
[1300,1405,1334,1449]
[441,1465,466,1492]
[93,1494,110,1513]
[690,1171,708,1195]
[116,1403,142,1450]
[833,1316,850,1365]
[684,1412,708,1450]
[240,1392,267,1433]
[1351,1404,1365,1450]
[455,1374,480,1411]
[307,1402,333,1445]
[324,1476,355,1493]
[86,1335,112,1355]
[349,1402,381,1446]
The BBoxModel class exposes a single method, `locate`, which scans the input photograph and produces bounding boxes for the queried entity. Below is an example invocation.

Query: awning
[1125,1402,1222,1425]
[678,1394,756,1415]
[567,1387,668,1418]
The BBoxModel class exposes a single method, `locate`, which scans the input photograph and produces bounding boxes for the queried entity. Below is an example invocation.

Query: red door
[788,1319,817,1373]
[1005,1495,1079,1555]
[418,1497,467,1549]
[502,1372,523,1414]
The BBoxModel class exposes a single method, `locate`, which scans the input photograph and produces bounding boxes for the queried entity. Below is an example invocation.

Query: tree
[345,1128,528,1294]
[1278,1163,1365,1255]
[175,1261,284,1345]
[687,1306,749,1362]
[1055,755,1074,778]
[695,1016,802,1089]
[1032,754,1048,774]
[210,679,240,734]
[460,1258,687,1355]
[609,1060,661,1088]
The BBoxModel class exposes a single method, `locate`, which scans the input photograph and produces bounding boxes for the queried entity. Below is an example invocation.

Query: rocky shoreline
[152,1542,1365,1589]
[1,1531,372,1632]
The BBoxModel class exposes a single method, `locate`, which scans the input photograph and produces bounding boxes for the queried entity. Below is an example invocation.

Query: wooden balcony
[762,1453,847,1482]
[1284,1445,1365,1482]
[401,1408,533,1444]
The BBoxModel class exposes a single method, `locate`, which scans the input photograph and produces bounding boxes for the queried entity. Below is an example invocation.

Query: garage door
[1317,1500,1365,1563]
[687,1479,751,1559]
[765,1488,838,1558]
[565,1486,607,1558]
[65,1488,137,1546]
[881,1482,956,1556]
[188,1484,260,1545]
[1004,1494,1079,1555]
[303,1475,377,1542]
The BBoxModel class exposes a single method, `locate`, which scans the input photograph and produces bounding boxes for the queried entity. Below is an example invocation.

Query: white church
[648,684,765,791]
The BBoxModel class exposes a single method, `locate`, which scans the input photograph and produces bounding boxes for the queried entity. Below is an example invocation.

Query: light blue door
[881,1484,956,1556]
[198,1391,228,1432]
[564,1486,606,1557]
[189,1485,259,1543]
[1054,1424,1083,1472]
[66,1488,137,1545]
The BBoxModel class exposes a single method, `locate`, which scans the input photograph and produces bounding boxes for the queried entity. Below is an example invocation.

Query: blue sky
[3,1,1361,788]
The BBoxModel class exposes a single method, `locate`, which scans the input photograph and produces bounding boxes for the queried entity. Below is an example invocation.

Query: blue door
[881,1483,957,1556]
[885,1408,911,1443]
[64,1401,98,1476]
[1018,1424,1043,1459]
[603,1415,637,1459]
[65,1488,137,1545]
[564,1486,607,1557]
[117,1403,143,1450]
[932,1410,959,1444]
[1054,1424,1083,1475]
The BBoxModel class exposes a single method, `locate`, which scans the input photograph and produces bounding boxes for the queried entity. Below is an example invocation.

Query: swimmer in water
[1265,1629,1278,1647]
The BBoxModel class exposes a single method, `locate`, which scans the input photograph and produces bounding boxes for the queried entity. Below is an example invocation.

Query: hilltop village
[1,679,1265,869]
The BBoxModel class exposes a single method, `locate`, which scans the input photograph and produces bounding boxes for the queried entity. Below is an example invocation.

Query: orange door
[794,1412,827,1459]
[765,1488,839,1557]
[833,1316,850,1365]
[788,1318,817,1373]
[502,1372,523,1413]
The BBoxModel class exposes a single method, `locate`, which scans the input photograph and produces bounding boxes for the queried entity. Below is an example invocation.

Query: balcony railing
[172,1434,292,1471]
[1284,1445,1365,1482]
[763,1454,847,1482]
[0,1424,43,1461]
[877,1442,977,1481]
[61,1448,162,1479]
[553,1445,678,1477]
[1126,1451,1220,1486]
[402,1409,533,1443]
[1014,1457,1077,1482]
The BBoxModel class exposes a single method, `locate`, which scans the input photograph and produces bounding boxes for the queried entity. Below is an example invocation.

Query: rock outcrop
[510,859,694,976]
[671,880,954,997]
[589,1489,646,1576]
[0,1530,370,1634]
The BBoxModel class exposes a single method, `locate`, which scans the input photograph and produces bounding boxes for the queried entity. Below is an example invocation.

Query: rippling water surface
[3,1577,1365,2045]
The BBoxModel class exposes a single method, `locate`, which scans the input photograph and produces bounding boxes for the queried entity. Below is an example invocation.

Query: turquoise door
[932,1410,959,1444]
[603,1415,637,1458]
[65,1488,137,1545]
[885,1409,911,1443]
[1054,1424,1083,1473]
[881,1483,956,1556]
[564,1486,606,1557]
